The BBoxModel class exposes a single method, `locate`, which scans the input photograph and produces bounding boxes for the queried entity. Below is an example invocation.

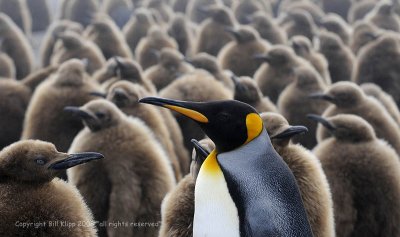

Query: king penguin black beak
[64,106,95,120]
[191,139,210,163]
[139,97,209,123]
[307,114,336,131]
[271,125,308,140]
[308,93,335,103]
[48,152,104,170]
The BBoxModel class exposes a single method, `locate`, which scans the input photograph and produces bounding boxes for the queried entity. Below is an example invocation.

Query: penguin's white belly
[193,151,240,237]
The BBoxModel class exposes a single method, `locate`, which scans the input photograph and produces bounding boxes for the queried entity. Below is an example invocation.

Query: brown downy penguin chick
[218,26,269,77]
[167,14,194,56]
[254,45,310,103]
[249,11,287,45]
[321,0,351,19]
[311,114,400,237]
[231,75,278,113]
[233,0,272,25]
[0,79,31,149]
[290,35,331,85]
[195,5,236,57]
[187,0,223,24]
[64,0,98,27]
[159,138,214,237]
[0,0,31,35]
[261,112,335,237]
[27,0,50,32]
[100,0,133,28]
[317,30,355,83]
[159,69,233,150]
[350,20,380,55]
[361,83,400,125]
[320,13,352,45]
[95,57,157,94]
[0,53,16,78]
[50,31,106,74]
[144,48,193,91]
[67,99,175,237]
[279,9,317,41]
[311,81,400,154]
[185,53,234,90]
[21,65,58,92]
[352,33,400,106]
[84,16,133,60]
[0,13,34,80]
[280,0,325,23]
[365,1,400,32]
[0,140,102,237]
[123,8,155,56]
[106,81,184,179]
[278,66,329,149]
[347,0,376,24]
[172,0,190,13]
[22,59,100,152]
[144,0,173,23]
[135,26,178,70]
[40,20,83,67]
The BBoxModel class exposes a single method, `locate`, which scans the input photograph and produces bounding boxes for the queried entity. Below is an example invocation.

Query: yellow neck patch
[245,113,263,144]
[164,105,209,123]
[200,149,220,175]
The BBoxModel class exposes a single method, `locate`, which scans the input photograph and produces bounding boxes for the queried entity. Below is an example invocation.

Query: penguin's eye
[217,113,230,122]
[34,158,47,166]
[96,112,106,119]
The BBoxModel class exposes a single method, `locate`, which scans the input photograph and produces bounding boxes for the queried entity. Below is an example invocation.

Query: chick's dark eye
[96,112,105,119]
[217,113,230,122]
[34,158,47,166]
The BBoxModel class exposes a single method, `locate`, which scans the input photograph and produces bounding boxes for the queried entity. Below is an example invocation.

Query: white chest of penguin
[193,150,240,237]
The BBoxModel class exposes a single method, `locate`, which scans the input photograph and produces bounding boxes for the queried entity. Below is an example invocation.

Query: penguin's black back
[218,129,313,237]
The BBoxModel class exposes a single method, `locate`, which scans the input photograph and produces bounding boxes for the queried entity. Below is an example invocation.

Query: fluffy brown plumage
[261,112,335,237]
[0,53,15,78]
[290,35,331,85]
[123,8,156,56]
[218,26,269,77]
[312,114,400,237]
[106,81,184,179]
[352,33,400,106]
[40,20,83,67]
[144,48,193,91]
[317,30,355,83]
[135,26,178,70]
[0,140,99,237]
[361,83,400,125]
[0,13,34,80]
[278,66,329,149]
[22,59,100,152]
[27,0,50,32]
[0,79,31,149]
[50,31,106,74]
[0,0,31,35]
[314,81,400,155]
[255,45,311,103]
[232,75,278,113]
[68,99,175,237]
[195,5,235,57]
[84,16,133,60]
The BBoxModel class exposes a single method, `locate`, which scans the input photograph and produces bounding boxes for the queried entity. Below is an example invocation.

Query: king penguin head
[139,97,263,153]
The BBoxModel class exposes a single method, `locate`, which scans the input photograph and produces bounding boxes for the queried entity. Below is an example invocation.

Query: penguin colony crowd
[1,0,400,236]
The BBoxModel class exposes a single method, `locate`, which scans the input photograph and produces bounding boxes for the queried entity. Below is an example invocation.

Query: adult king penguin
[139,97,313,237]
